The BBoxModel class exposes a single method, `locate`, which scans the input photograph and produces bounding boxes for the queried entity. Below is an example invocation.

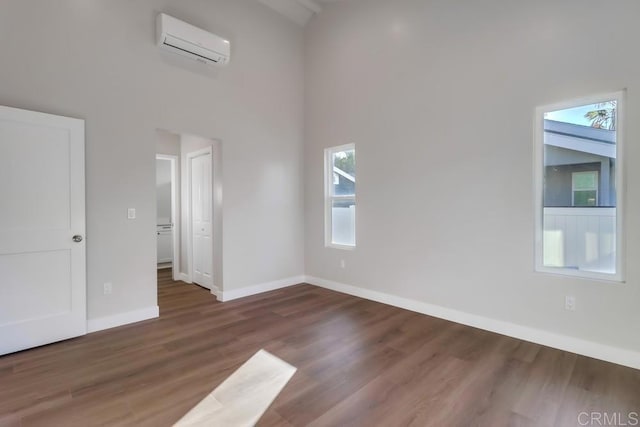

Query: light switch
[127,208,136,219]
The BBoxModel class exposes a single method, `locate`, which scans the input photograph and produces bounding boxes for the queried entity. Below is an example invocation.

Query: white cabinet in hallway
[157,224,173,265]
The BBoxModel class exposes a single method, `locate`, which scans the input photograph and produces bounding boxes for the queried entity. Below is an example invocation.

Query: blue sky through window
[545,103,601,127]
[545,101,616,128]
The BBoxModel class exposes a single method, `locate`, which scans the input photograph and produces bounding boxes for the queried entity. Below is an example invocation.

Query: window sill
[326,243,356,251]
[535,266,625,284]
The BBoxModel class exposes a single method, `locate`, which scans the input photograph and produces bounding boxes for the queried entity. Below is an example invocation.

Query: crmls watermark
[578,412,639,426]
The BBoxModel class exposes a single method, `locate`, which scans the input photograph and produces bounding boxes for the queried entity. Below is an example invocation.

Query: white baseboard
[304,275,640,371]
[87,306,159,333]
[210,284,222,300]
[219,275,305,302]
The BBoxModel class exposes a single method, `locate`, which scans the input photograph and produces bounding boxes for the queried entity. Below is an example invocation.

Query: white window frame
[534,90,625,282]
[325,143,356,250]
[571,171,599,207]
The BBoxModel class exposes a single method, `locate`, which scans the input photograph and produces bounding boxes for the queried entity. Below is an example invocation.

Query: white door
[0,106,86,356]
[190,151,213,289]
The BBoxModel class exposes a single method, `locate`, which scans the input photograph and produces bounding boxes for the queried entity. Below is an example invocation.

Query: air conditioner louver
[157,14,230,66]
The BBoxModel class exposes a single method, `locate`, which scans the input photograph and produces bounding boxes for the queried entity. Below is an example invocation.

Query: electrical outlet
[127,208,136,219]
[340,259,346,269]
[104,282,113,295]
[565,295,576,311]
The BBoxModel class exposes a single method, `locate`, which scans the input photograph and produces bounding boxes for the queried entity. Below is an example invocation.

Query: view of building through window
[540,99,619,277]
[326,145,355,247]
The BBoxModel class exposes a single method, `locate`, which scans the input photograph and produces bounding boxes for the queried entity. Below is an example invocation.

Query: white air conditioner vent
[156,13,230,66]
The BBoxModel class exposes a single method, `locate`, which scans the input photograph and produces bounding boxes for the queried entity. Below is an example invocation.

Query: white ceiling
[256,0,334,26]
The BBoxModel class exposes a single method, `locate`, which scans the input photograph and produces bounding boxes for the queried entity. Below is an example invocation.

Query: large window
[535,92,624,281]
[325,144,355,249]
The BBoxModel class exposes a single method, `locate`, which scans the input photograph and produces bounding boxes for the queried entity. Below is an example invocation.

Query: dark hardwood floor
[1,269,638,426]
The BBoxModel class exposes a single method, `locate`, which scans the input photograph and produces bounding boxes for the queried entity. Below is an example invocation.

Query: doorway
[156,154,179,280]
[155,129,223,298]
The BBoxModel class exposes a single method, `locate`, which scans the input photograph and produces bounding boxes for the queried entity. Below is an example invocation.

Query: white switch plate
[104,282,113,295]
[127,208,136,219]
[565,295,576,311]
[340,259,346,268]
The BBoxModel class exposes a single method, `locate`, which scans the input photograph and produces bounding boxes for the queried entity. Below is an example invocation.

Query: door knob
[72,235,83,243]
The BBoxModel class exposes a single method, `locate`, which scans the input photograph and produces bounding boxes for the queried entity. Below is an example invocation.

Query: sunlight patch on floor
[173,349,297,427]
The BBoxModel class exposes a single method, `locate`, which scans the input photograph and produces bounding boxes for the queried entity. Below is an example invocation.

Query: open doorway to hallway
[155,129,223,299]
[156,154,178,275]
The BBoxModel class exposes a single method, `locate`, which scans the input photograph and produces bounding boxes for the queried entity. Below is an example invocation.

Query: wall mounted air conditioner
[156,13,230,66]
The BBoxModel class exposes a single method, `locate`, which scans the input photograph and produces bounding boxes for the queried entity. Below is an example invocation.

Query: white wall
[156,129,180,157]
[304,0,640,354]
[0,0,305,321]
[156,159,172,224]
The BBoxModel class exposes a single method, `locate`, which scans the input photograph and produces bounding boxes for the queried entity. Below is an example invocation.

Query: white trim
[219,275,305,302]
[534,90,625,282]
[179,272,192,283]
[87,306,159,333]
[210,284,222,300]
[327,243,355,251]
[156,154,180,281]
[333,166,355,183]
[305,276,640,370]
[544,207,615,217]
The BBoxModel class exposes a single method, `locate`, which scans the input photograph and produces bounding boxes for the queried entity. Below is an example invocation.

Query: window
[572,171,598,206]
[325,144,355,248]
[535,91,624,281]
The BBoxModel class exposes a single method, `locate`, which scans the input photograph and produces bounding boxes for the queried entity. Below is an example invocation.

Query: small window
[325,144,355,249]
[535,92,624,281]
[572,171,598,206]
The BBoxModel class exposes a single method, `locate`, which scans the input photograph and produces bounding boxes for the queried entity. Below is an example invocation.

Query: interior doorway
[156,154,179,280]
[155,129,223,298]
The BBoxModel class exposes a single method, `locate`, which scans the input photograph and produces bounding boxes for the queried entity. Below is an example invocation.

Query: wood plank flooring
[1,269,639,426]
